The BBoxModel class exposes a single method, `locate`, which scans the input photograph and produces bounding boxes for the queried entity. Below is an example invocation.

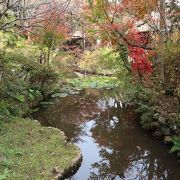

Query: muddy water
[32,89,180,180]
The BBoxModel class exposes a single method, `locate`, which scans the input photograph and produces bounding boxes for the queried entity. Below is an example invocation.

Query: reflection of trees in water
[33,89,179,179]
[90,104,175,180]
[89,149,171,179]
[32,90,104,142]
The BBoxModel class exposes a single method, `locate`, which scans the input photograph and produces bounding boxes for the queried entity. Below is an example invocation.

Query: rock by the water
[164,136,172,143]
[52,167,60,174]
[161,127,171,136]
[151,121,160,129]
[159,116,166,124]
[175,128,180,135]
[153,131,162,137]
[153,113,160,121]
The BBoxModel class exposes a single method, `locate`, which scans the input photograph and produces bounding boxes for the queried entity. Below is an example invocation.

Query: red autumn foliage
[25,0,69,41]
[126,28,148,47]
[129,46,153,75]
[85,0,157,76]
[126,29,154,75]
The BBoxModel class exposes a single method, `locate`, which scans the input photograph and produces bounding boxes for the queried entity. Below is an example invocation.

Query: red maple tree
[84,0,156,76]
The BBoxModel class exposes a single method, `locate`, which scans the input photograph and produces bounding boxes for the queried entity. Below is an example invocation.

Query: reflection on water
[32,89,180,180]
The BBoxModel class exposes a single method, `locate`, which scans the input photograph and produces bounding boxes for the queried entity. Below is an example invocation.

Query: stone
[151,121,160,129]
[52,167,60,174]
[55,174,62,180]
[170,125,180,134]
[164,136,172,143]
[171,125,177,132]
[158,116,166,124]
[161,127,171,136]
[153,113,160,121]
[175,128,180,135]
[153,131,162,137]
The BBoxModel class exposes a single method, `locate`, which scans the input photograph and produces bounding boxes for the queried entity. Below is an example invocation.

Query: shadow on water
[32,89,180,180]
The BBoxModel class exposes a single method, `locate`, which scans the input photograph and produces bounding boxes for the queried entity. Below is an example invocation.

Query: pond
[32,89,180,180]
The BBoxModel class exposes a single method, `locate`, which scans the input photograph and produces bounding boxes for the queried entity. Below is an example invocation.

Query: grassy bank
[0,118,81,179]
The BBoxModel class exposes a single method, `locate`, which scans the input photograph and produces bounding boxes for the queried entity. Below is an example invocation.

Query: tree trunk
[47,47,51,66]
[159,0,166,33]
[159,0,166,89]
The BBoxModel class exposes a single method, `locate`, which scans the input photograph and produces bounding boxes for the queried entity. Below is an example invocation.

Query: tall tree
[31,0,70,65]
[0,0,71,31]
[85,0,154,75]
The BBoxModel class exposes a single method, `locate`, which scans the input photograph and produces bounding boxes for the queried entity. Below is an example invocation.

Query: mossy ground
[0,118,80,179]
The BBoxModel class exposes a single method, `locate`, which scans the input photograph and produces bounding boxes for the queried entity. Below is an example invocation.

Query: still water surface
[32,89,180,180]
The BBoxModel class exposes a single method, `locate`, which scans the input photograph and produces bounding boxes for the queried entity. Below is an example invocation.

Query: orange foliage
[122,0,158,18]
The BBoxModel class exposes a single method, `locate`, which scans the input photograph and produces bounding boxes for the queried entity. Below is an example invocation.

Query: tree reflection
[32,89,104,142]
[33,89,179,179]
[89,101,177,179]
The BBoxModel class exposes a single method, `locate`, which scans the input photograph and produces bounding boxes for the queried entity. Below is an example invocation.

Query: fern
[170,136,180,156]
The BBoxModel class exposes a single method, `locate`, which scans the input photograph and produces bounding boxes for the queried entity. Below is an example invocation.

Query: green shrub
[155,41,180,91]
[170,136,180,157]
[0,101,11,122]
[140,111,154,129]
[0,32,17,48]
[79,47,122,75]
[0,43,58,122]
[137,103,155,129]
[30,65,58,98]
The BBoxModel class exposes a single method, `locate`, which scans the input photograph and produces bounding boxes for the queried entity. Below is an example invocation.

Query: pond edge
[43,125,83,180]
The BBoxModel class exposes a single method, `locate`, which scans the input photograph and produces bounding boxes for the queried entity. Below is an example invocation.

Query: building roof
[136,21,151,32]
[72,31,84,39]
